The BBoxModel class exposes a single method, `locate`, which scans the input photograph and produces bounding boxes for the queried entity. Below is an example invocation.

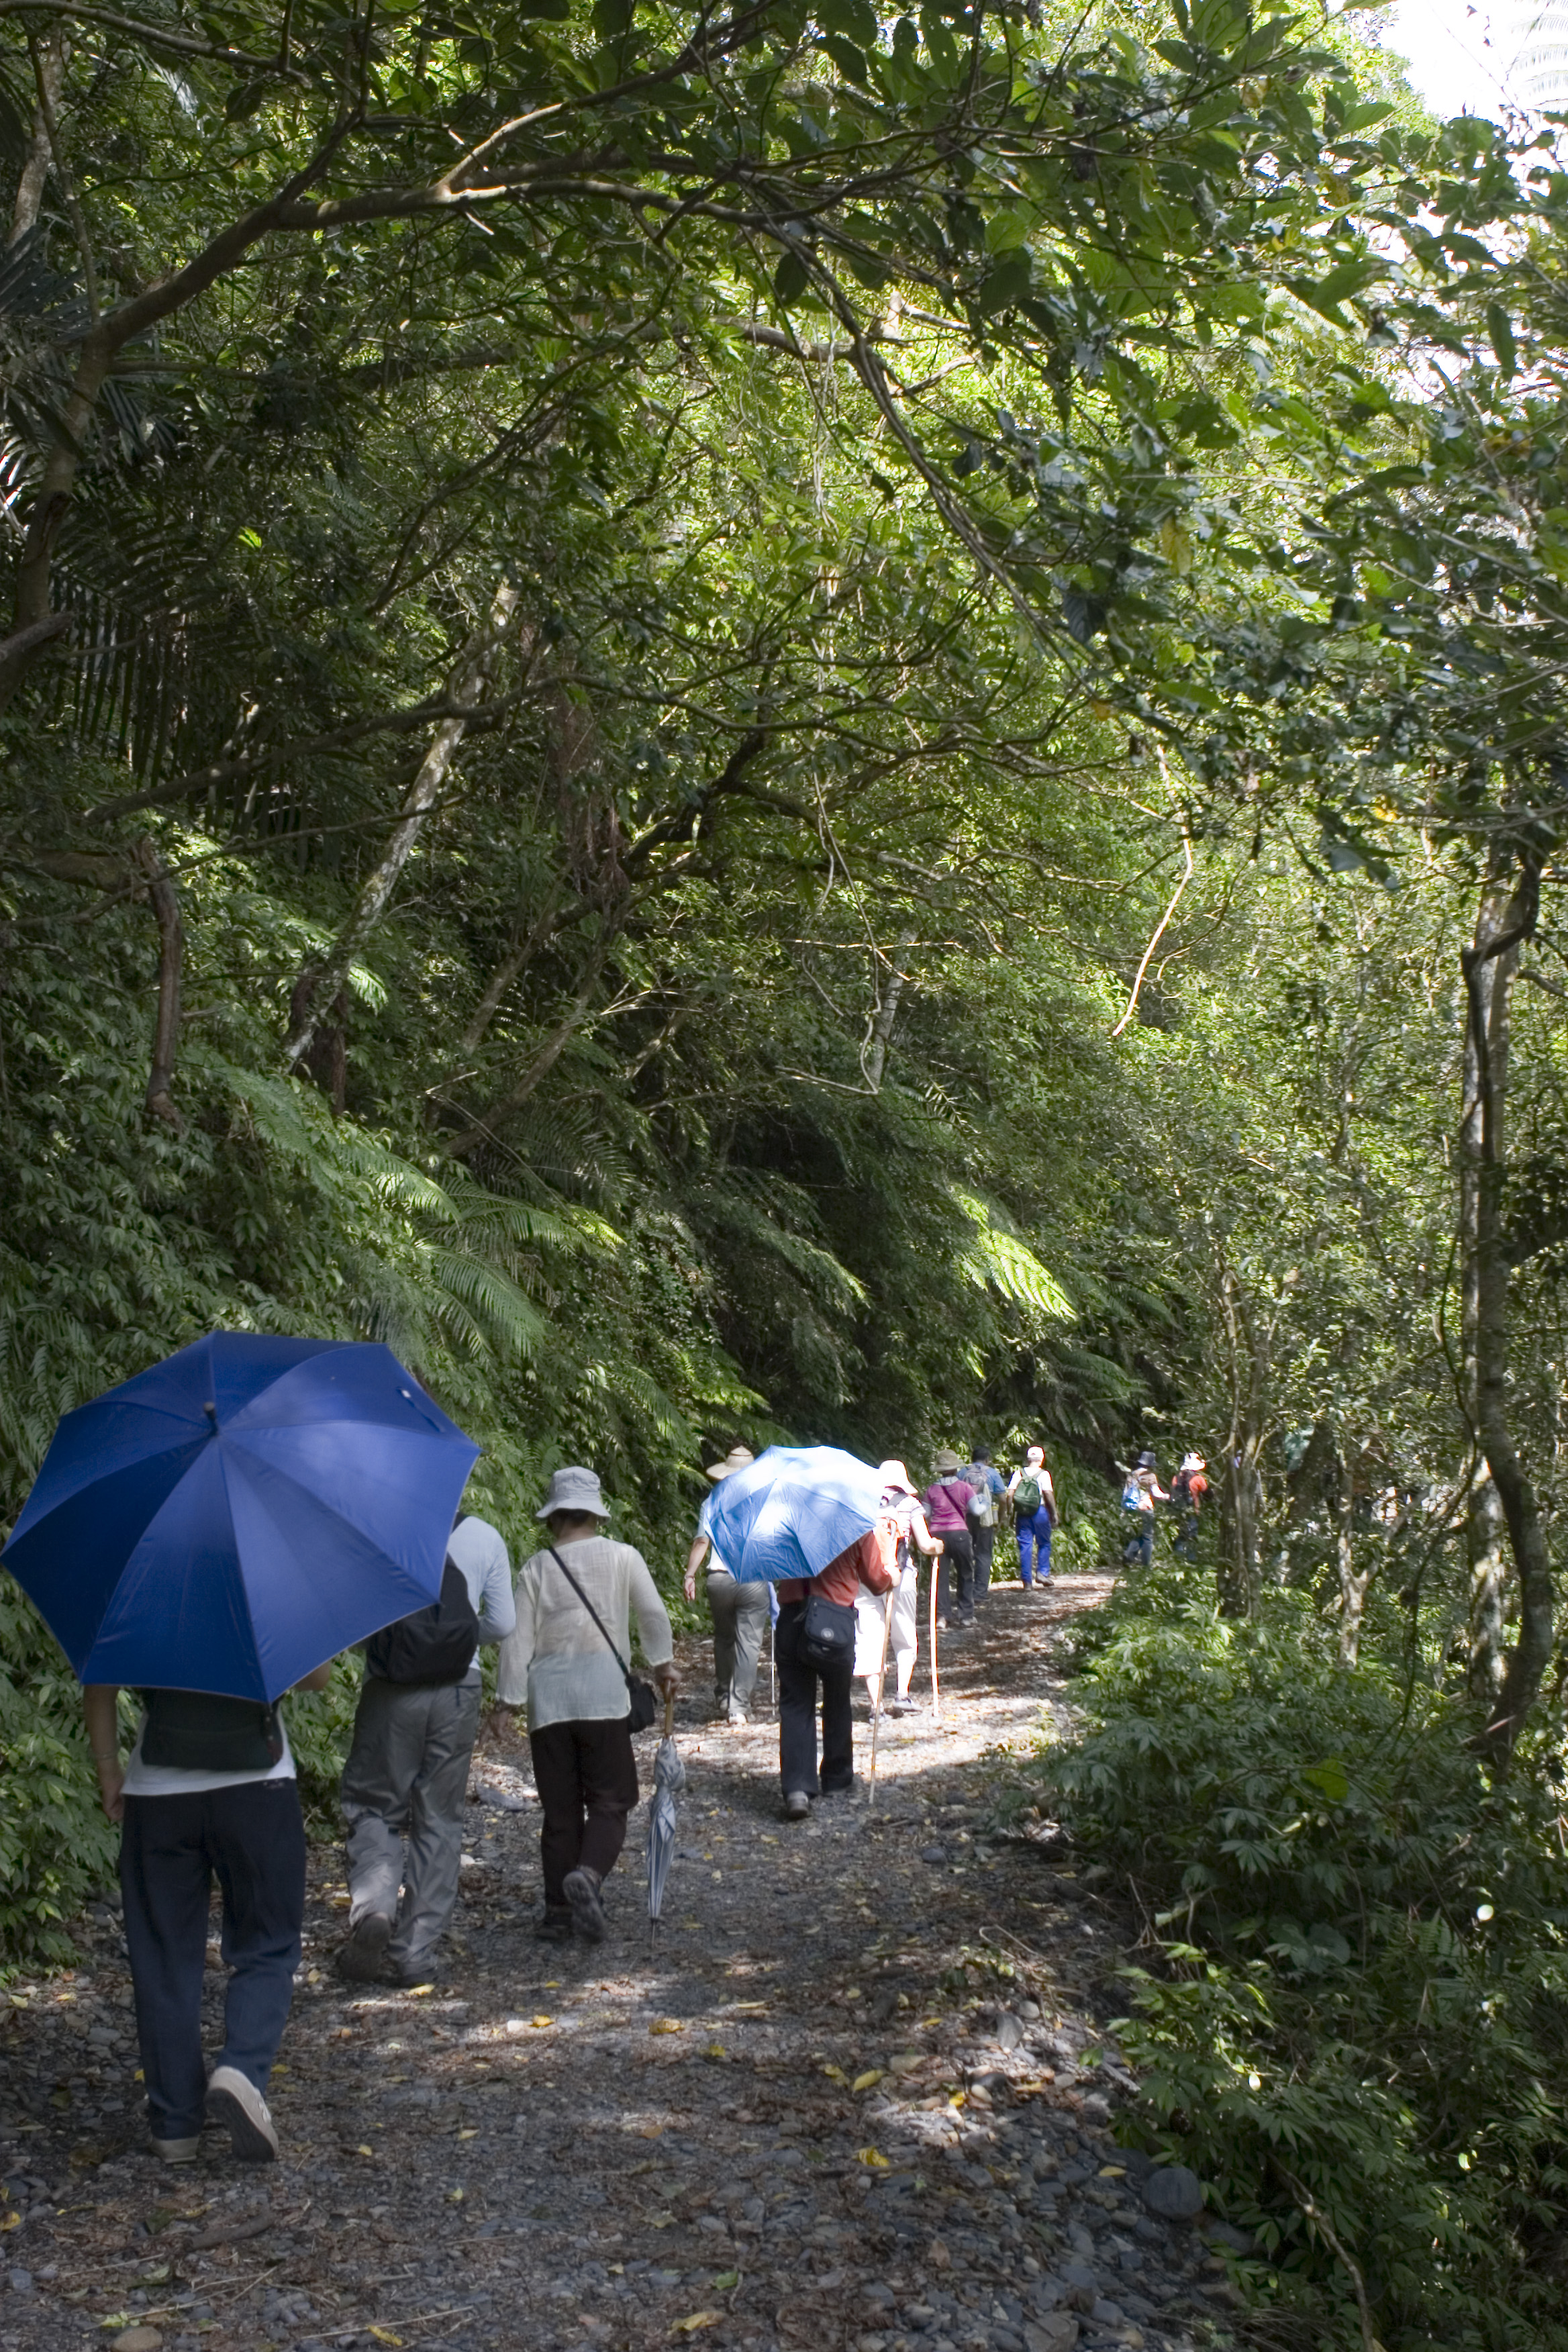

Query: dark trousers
[775,1600,854,1796]
[529,1718,640,1909]
[938,1529,975,1617]
[119,1779,307,2143]
[972,1524,996,1592]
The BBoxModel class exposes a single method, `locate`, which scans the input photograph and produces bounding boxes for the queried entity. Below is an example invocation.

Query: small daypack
[140,1689,284,1773]
[1014,1469,1043,1514]
[364,1540,480,1687]
[1121,1475,1144,1513]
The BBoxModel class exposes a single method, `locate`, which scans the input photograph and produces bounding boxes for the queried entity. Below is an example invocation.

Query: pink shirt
[924,1479,975,1534]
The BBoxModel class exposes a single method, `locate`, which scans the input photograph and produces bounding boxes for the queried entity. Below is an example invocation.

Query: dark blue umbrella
[3,1334,479,1700]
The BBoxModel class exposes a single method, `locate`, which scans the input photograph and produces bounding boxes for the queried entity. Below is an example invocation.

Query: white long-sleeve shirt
[448,1514,516,1685]
[497,1536,673,1728]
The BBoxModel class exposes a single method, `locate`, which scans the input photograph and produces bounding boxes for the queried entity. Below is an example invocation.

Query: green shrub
[1034,1590,1568,2351]
[0,1588,118,1971]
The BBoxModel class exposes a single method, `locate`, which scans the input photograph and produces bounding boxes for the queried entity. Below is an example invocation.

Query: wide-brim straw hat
[705,1445,756,1482]
[536,1464,611,1520]
[934,1447,962,1474]
[879,1459,916,1495]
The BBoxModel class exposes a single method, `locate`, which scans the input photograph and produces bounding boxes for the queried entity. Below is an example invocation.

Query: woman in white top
[497,1464,677,1945]
[854,1461,941,1717]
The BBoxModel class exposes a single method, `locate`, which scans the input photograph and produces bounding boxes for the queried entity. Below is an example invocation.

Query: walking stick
[866,1593,892,1814]
[929,1548,941,1720]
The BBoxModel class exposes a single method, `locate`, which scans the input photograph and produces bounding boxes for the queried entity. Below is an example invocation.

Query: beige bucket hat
[705,1444,756,1482]
[535,1465,611,1520]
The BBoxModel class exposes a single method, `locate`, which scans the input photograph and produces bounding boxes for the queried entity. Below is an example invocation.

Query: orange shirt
[777,1528,895,1607]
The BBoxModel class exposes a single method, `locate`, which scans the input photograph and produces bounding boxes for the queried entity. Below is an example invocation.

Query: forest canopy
[3,0,1568,2340]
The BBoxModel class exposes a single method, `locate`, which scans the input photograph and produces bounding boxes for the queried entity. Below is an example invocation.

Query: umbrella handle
[663,1685,675,1738]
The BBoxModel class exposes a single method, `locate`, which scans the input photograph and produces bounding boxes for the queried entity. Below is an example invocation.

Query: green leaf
[818,0,878,46]
[1301,1760,1349,1804]
[978,250,1031,315]
[773,246,812,306]
[1487,301,1517,377]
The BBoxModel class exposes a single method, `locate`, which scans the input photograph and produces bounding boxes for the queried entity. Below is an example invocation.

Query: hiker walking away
[338,1506,516,1987]
[683,1443,767,1725]
[961,1444,1006,1596]
[924,1449,978,1627]
[777,1521,895,1820]
[1006,1445,1057,1589]
[1120,1450,1168,1568]
[856,1461,942,1718]
[85,1661,335,2165]
[1171,1453,1209,1557]
[498,1465,677,1943]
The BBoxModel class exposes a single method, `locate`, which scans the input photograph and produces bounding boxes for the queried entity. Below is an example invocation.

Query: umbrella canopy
[3,1333,479,1701]
[646,1716,685,1941]
[699,1443,883,1585]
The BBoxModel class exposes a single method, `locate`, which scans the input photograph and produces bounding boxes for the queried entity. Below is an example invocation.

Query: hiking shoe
[783,1790,811,1822]
[536,1907,573,1944]
[148,2133,201,2164]
[563,1866,607,1943]
[336,1912,393,1983]
[888,1694,919,1716]
[205,2066,279,2163]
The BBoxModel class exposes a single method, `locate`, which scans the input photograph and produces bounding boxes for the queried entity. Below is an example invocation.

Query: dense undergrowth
[1035,1557,1568,2350]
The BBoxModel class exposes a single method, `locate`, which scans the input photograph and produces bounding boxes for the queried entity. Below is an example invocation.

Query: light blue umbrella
[699,1444,883,1585]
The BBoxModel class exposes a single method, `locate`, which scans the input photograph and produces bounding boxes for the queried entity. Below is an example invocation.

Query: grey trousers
[707,1571,769,1714]
[340,1676,481,1973]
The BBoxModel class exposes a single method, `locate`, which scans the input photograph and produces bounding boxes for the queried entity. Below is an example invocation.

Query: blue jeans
[1124,1515,1155,1567]
[1017,1508,1053,1585]
[120,1778,307,2141]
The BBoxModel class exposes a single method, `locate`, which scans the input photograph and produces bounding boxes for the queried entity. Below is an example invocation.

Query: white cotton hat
[705,1445,756,1482]
[879,1459,916,1495]
[536,1465,611,1520]
[1026,1445,1045,1465]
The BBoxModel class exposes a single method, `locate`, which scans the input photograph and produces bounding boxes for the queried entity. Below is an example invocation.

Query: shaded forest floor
[0,1577,1247,2352]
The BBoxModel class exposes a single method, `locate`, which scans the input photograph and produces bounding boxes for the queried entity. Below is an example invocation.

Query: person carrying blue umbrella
[5,1332,480,2166]
[700,1444,895,1821]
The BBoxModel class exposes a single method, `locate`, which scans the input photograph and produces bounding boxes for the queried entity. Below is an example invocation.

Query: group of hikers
[82,1430,1221,2173]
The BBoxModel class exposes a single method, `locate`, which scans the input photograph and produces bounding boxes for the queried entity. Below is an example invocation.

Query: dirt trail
[0,1577,1241,2352]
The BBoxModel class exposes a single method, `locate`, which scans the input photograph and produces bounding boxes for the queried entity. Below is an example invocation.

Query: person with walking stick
[855,1461,940,1718]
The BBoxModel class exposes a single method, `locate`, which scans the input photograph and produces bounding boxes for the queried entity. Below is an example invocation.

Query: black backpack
[364,1539,481,1687]
[140,1689,284,1773]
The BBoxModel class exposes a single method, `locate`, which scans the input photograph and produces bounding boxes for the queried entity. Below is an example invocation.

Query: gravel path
[0,1577,1243,2352]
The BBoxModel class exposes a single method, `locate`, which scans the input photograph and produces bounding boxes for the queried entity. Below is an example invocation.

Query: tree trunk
[1330,1437,1369,1667]
[863,927,916,1089]
[285,581,518,1070]
[132,837,183,1128]
[1216,1263,1267,1618]
[9,31,65,247]
[1459,844,1555,1770]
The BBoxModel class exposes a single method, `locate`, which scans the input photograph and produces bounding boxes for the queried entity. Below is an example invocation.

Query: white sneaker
[205,2065,279,2163]
[148,2133,201,2163]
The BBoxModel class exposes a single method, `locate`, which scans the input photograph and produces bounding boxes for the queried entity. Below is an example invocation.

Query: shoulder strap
[547,1544,634,1694]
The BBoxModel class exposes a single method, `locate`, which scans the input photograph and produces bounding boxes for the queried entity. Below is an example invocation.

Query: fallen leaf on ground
[368,2331,404,2346]
[855,2147,891,2167]
[650,2020,686,2036]
[852,2070,883,2092]
[711,2269,739,2290]
[531,2015,553,2028]
[671,2313,720,2334]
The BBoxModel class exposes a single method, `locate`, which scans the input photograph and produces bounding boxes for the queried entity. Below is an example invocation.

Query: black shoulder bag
[546,1545,659,1732]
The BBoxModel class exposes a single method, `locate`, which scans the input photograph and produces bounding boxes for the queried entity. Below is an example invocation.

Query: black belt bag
[798,1591,857,1670]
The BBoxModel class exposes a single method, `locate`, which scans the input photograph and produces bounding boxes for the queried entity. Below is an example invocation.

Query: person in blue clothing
[1006,1445,1057,1588]
[960,1446,1006,1596]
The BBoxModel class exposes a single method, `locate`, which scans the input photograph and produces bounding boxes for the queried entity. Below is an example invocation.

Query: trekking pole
[866,1594,891,1814]
[929,1550,941,1720]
